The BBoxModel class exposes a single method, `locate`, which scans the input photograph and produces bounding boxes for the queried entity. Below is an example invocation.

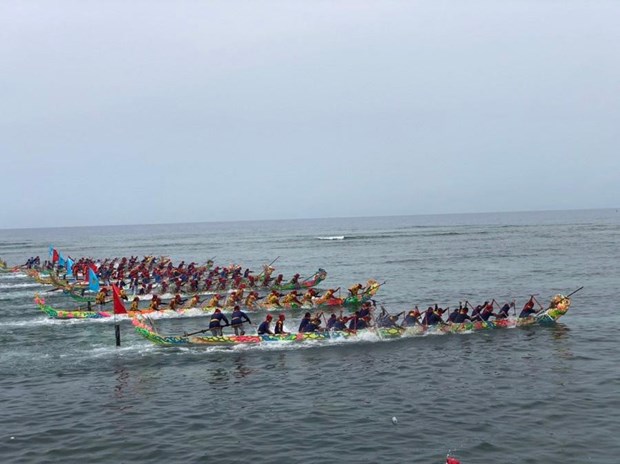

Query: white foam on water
[317,236,345,240]
[0,282,44,290]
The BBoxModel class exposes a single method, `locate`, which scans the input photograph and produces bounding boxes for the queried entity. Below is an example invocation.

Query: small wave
[317,236,345,241]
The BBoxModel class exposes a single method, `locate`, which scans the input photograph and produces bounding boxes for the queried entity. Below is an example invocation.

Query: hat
[278,314,285,320]
[266,314,273,321]
[215,308,221,313]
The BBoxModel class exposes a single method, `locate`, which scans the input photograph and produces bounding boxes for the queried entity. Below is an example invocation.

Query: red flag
[112,285,127,314]
[447,457,461,464]
[52,249,59,263]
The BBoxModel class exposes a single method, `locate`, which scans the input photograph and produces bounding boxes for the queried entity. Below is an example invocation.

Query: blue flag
[58,253,66,267]
[49,245,54,259]
[88,268,100,293]
[67,258,74,277]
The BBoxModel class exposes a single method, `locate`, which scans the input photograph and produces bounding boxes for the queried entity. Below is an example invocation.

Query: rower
[480,301,498,321]
[289,273,301,286]
[298,312,312,333]
[148,297,160,311]
[282,290,302,306]
[358,301,373,319]
[244,291,259,309]
[447,306,460,323]
[273,274,284,287]
[519,297,537,318]
[206,294,222,308]
[209,308,229,336]
[426,307,445,326]
[95,289,107,305]
[188,294,201,308]
[274,314,289,335]
[348,283,363,297]
[302,313,323,333]
[230,305,252,336]
[453,308,472,323]
[257,314,274,335]
[496,301,514,319]
[265,290,281,307]
[402,309,421,327]
[301,289,317,305]
[326,313,338,330]
[129,296,140,312]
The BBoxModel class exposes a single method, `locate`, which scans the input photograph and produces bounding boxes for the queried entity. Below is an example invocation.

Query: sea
[0,209,618,464]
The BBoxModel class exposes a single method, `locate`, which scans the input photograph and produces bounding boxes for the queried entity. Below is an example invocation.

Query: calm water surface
[1,209,619,463]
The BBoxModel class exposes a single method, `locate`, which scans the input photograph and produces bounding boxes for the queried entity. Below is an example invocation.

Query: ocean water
[0,209,619,464]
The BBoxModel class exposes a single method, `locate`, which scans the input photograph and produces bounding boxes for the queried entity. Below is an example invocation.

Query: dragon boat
[131,293,573,347]
[33,294,202,320]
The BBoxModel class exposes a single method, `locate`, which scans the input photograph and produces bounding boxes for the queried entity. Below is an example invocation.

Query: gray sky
[1,0,619,228]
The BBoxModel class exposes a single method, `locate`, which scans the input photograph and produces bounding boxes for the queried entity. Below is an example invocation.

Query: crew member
[230,305,252,336]
[209,308,229,336]
[257,314,274,335]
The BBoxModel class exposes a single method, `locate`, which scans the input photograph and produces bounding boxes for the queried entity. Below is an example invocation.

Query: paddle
[185,323,230,337]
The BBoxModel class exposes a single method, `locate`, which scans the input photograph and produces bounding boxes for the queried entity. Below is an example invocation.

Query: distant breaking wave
[317,236,345,240]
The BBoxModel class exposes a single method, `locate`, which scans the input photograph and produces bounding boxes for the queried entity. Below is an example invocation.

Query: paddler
[348,283,363,297]
[315,287,340,305]
[129,296,140,312]
[496,301,515,319]
[244,291,260,309]
[226,289,243,307]
[188,294,201,308]
[298,312,312,333]
[265,290,281,307]
[519,297,537,318]
[148,296,160,311]
[301,288,318,305]
[282,290,302,307]
[358,301,373,319]
[209,308,229,336]
[326,313,338,330]
[402,308,421,327]
[206,294,222,308]
[480,301,498,321]
[302,313,324,333]
[453,308,472,323]
[95,288,107,305]
[274,314,289,335]
[257,314,274,335]
[230,305,252,336]
[273,274,284,287]
[288,273,301,287]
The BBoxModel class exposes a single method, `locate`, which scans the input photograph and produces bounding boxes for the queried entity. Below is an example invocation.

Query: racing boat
[131,293,573,347]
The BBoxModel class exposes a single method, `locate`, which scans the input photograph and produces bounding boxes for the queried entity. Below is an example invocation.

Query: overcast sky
[1,0,618,228]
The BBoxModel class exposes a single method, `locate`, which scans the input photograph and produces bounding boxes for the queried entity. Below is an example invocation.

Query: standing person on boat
[230,305,252,336]
[298,312,312,333]
[402,308,422,327]
[209,308,229,336]
[274,314,289,335]
[519,297,537,318]
[257,314,274,335]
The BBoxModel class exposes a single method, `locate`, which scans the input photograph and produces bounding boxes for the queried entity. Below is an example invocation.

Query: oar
[566,286,584,298]
[185,323,230,337]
